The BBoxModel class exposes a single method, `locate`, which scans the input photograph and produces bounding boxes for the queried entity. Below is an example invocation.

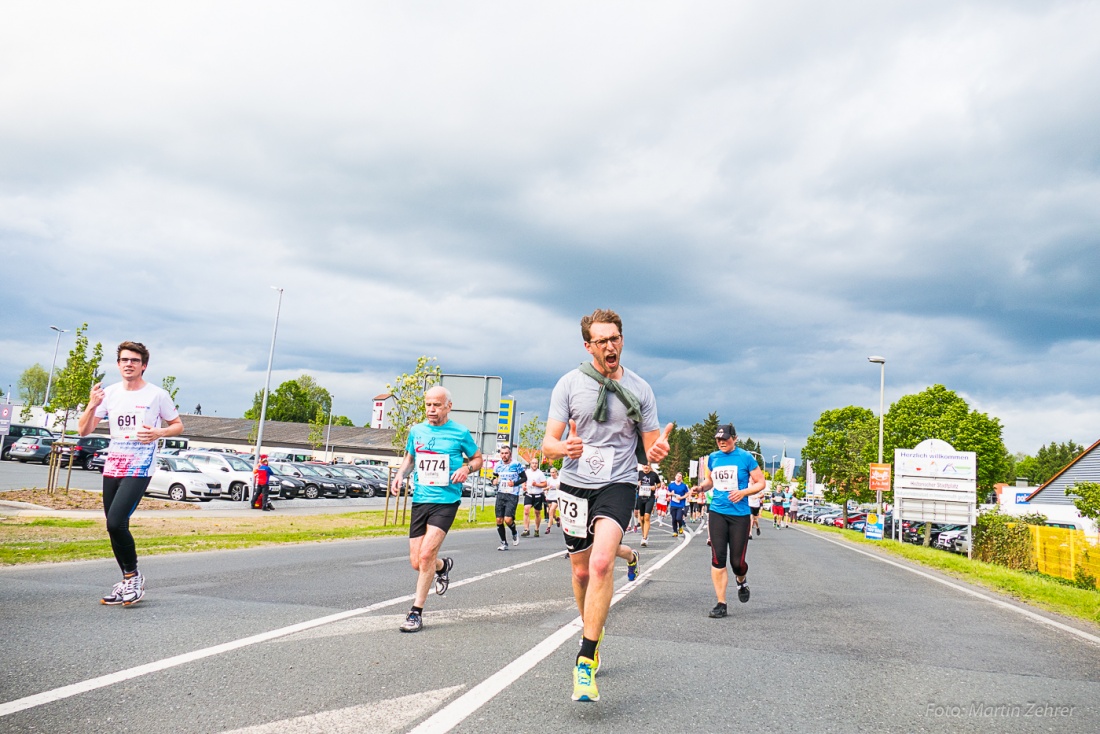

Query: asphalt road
[2,513,1098,733]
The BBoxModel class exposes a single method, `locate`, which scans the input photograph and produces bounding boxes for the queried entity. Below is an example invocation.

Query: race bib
[416,453,451,486]
[579,445,614,482]
[557,489,589,538]
[711,466,739,492]
[638,486,652,498]
[110,410,144,440]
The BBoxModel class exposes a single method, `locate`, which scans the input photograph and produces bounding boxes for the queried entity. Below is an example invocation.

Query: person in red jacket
[253,455,274,511]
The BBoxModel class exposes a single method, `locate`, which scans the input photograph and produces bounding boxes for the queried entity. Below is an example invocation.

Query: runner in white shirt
[522,460,548,537]
[78,341,183,606]
[544,466,561,534]
[747,489,762,538]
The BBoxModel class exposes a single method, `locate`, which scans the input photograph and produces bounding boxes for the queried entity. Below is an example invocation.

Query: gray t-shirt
[549,366,660,489]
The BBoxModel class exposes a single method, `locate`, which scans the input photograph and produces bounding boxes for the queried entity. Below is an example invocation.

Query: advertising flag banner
[869,463,891,493]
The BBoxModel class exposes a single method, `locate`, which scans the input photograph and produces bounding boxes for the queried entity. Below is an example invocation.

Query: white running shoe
[121,571,145,606]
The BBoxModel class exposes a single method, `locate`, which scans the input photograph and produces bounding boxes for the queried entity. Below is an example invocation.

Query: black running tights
[709,511,750,576]
[102,476,152,573]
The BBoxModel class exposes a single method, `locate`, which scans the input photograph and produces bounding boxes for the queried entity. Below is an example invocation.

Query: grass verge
[0,506,502,565]
[785,515,1100,627]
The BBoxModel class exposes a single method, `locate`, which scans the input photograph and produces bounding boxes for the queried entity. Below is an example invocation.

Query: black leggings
[670,506,686,533]
[709,511,750,577]
[102,476,152,574]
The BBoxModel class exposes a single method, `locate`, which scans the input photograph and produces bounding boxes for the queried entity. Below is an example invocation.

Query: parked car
[181,451,259,502]
[9,436,58,463]
[2,424,56,460]
[832,512,867,528]
[57,435,111,470]
[265,462,304,499]
[321,465,375,497]
[953,528,972,554]
[89,450,107,472]
[145,456,222,502]
[276,462,347,499]
[332,464,388,497]
[935,526,969,551]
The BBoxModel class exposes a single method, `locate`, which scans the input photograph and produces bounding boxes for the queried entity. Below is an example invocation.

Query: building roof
[96,414,400,457]
[1025,437,1100,505]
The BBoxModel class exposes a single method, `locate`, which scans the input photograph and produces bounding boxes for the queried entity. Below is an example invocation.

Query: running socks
[578,635,598,663]
[497,524,508,542]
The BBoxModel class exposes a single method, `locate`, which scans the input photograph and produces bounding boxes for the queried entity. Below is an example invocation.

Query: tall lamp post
[868,356,886,514]
[324,396,334,462]
[252,287,284,500]
[43,325,68,427]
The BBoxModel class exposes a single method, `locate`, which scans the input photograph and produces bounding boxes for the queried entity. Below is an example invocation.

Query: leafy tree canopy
[1012,441,1084,486]
[19,364,49,406]
[1067,482,1100,523]
[802,405,877,515]
[384,356,442,453]
[244,374,333,424]
[884,384,1009,493]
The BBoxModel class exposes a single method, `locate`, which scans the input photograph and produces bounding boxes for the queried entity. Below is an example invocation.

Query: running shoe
[498,541,509,551]
[709,602,728,618]
[400,610,423,633]
[640,538,648,547]
[121,571,145,606]
[521,529,531,537]
[435,557,453,596]
[100,579,126,606]
[512,533,519,546]
[572,657,599,702]
[534,528,539,538]
[626,550,640,582]
[545,525,552,534]
[756,526,761,536]
[737,582,750,603]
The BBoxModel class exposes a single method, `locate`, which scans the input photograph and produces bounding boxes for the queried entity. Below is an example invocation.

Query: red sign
[869,463,891,493]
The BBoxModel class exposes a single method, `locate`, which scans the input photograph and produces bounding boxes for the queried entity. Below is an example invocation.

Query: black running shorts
[495,492,520,519]
[560,481,635,555]
[409,501,460,538]
[634,495,656,515]
[524,494,546,511]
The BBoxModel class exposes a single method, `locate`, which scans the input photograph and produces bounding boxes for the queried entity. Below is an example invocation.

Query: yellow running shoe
[572,656,599,702]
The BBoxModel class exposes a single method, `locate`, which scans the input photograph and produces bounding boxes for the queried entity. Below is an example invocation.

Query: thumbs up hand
[564,419,584,459]
[647,423,673,462]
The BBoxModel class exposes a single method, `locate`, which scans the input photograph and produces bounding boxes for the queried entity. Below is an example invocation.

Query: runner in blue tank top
[696,423,766,619]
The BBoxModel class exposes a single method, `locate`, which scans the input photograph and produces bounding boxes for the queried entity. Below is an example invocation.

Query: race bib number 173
[557,489,589,538]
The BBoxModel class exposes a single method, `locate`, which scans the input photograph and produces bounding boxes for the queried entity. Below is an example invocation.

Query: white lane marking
[221,685,465,734]
[276,600,575,642]
[408,530,698,734]
[799,528,1100,647]
[0,550,566,719]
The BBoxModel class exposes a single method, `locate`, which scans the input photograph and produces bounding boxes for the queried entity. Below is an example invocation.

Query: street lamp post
[43,325,68,427]
[252,287,284,501]
[324,396,334,462]
[868,356,886,515]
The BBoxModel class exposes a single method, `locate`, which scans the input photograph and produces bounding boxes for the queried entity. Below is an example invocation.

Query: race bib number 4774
[416,453,451,486]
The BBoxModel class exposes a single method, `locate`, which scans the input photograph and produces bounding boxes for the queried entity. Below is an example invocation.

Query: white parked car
[181,451,257,501]
[146,456,222,502]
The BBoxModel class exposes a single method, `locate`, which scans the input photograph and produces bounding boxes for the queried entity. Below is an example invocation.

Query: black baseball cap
[715,424,736,441]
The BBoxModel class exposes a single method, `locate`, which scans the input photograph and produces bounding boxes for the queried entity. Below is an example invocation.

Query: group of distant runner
[83,309,795,706]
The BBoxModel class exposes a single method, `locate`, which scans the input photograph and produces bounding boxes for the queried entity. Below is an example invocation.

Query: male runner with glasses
[78,341,184,606]
[543,308,672,703]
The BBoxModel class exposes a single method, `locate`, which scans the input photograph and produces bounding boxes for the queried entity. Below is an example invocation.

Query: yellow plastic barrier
[1028,525,1100,589]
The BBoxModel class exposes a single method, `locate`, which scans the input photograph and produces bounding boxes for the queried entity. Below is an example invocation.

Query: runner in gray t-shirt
[542,308,672,704]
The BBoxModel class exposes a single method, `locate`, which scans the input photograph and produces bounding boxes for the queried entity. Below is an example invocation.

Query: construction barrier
[1028,525,1100,589]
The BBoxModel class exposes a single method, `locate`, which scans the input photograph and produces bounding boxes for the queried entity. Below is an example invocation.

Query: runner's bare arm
[391,452,415,495]
[137,416,183,443]
[77,383,105,436]
[543,419,583,460]
[642,423,673,462]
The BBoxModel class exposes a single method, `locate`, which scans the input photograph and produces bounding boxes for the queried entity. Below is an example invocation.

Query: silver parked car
[145,456,222,502]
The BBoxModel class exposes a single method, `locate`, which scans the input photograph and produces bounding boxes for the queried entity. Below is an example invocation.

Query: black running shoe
[737,583,750,603]
[709,603,728,618]
[435,557,453,596]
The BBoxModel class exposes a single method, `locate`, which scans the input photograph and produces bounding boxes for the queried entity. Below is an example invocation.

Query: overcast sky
[3,1,1098,460]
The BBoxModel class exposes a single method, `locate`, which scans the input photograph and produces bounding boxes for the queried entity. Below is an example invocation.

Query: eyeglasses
[118,357,144,364]
[587,335,622,348]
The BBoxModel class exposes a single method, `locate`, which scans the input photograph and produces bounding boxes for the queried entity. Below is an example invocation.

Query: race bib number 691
[110,411,143,440]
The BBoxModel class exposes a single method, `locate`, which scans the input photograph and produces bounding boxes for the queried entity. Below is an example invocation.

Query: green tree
[1022,441,1084,485]
[48,324,104,434]
[161,376,180,409]
[333,415,354,427]
[244,374,332,424]
[884,384,1009,495]
[519,414,547,464]
[1067,482,1100,524]
[19,364,49,406]
[802,405,877,524]
[690,412,721,462]
[737,436,763,469]
[385,356,442,453]
[307,405,326,451]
